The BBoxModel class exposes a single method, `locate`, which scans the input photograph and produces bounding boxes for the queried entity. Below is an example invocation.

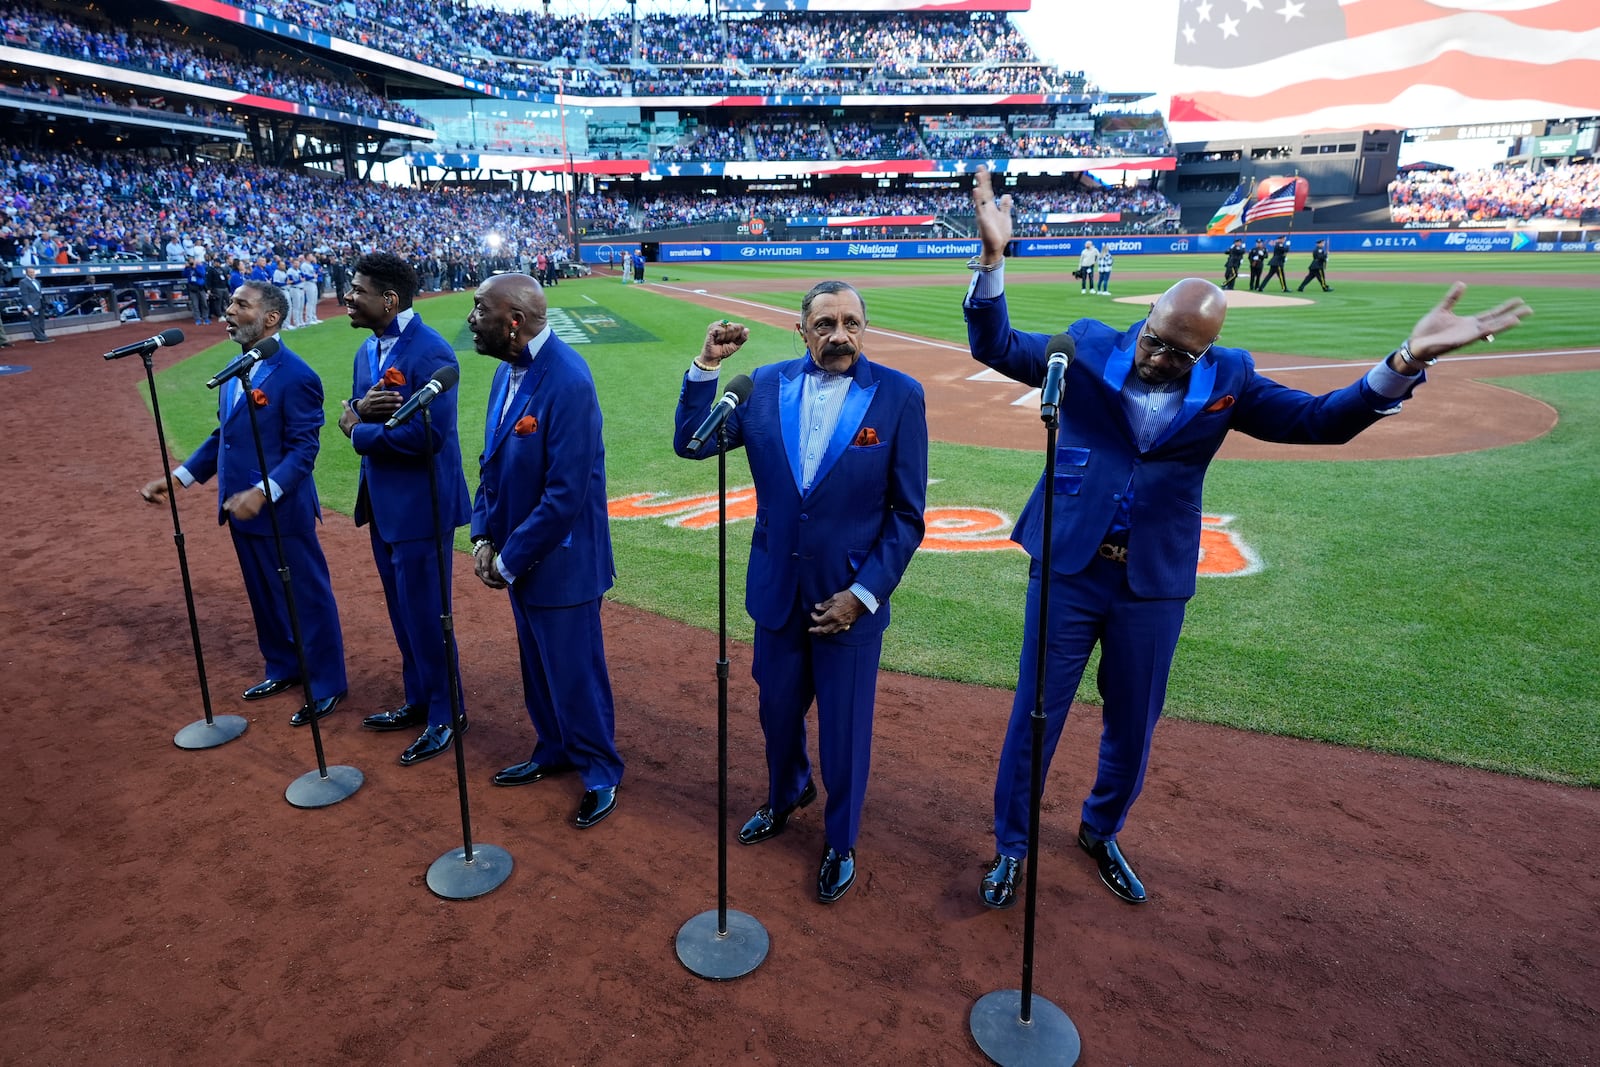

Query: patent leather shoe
[574,785,618,829]
[817,846,856,903]
[362,704,426,731]
[398,722,464,766]
[288,692,343,728]
[242,677,300,702]
[1078,822,1147,904]
[980,854,1021,910]
[492,756,576,787]
[737,778,817,845]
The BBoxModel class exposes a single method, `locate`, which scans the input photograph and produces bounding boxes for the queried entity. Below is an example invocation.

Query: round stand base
[970,989,1081,1066]
[174,715,248,749]
[427,843,514,900]
[285,765,364,808]
[675,909,770,980]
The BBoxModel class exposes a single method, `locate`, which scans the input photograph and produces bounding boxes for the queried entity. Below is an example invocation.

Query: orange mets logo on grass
[609,489,1261,577]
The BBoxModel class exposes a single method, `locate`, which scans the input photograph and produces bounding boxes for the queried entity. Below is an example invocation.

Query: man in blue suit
[467,273,624,830]
[336,252,472,766]
[673,281,929,904]
[963,166,1531,909]
[141,280,347,726]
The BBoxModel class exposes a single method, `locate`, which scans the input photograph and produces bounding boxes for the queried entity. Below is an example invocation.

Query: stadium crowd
[0,0,427,126]
[1389,163,1600,224]
[166,0,1085,99]
[0,144,570,275]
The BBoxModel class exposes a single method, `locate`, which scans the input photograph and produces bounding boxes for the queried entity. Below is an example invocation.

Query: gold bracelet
[692,358,718,372]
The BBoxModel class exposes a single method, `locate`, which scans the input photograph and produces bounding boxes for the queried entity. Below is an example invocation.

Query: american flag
[1169,0,1600,139]
[1246,181,1299,222]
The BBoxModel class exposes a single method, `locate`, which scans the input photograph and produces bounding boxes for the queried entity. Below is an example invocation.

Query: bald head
[469,272,548,362]
[1134,278,1228,385]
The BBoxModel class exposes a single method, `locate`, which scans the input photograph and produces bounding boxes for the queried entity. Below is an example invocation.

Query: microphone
[1039,332,1075,421]
[103,327,184,361]
[206,335,282,389]
[385,365,459,428]
[687,373,754,451]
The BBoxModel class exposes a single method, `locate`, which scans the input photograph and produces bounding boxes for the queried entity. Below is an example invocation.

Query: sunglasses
[1139,325,1213,366]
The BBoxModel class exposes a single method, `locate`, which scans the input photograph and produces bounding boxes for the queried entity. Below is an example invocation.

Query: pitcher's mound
[1111,291,1315,308]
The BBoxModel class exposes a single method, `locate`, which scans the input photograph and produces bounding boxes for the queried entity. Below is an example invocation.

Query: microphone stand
[132,347,247,749]
[232,378,363,808]
[676,420,768,980]
[421,405,513,899]
[970,391,1080,1065]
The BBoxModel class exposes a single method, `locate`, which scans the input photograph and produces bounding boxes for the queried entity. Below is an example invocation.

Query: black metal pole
[1019,410,1059,1023]
[138,352,247,749]
[422,404,512,899]
[239,383,331,776]
[715,422,730,932]
[969,392,1079,1065]
[675,413,767,980]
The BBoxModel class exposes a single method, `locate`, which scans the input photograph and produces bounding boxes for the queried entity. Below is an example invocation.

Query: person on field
[673,281,928,905]
[962,164,1531,910]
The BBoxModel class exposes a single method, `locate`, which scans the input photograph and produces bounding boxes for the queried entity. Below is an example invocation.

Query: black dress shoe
[288,692,344,727]
[574,785,618,829]
[737,778,818,845]
[361,704,426,731]
[242,677,300,701]
[492,756,576,787]
[980,854,1021,910]
[817,846,856,903]
[1078,822,1147,904]
[398,722,461,766]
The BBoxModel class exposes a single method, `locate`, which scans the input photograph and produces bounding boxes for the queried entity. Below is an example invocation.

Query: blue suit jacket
[181,342,325,537]
[471,333,614,608]
[349,314,471,542]
[674,354,928,636]
[966,293,1417,599]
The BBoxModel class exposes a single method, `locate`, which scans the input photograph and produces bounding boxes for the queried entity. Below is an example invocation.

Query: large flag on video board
[1168,0,1600,139]
[1205,180,1252,234]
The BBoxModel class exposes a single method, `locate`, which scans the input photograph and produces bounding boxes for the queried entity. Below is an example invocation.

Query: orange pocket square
[1203,395,1235,413]
[249,388,269,408]
[853,427,880,447]
[382,367,406,387]
[513,415,538,436]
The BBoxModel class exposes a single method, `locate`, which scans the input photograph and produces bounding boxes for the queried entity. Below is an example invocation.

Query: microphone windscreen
[724,373,754,405]
[159,328,185,346]
[1045,332,1075,360]
[254,336,282,360]
[431,364,460,390]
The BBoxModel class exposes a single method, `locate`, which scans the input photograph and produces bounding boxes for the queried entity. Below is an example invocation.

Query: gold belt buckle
[1097,542,1128,564]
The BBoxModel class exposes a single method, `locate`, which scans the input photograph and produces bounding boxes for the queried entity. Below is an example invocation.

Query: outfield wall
[583,230,1598,265]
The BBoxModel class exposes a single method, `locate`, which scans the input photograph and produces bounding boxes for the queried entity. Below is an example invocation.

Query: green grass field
[147,253,1600,786]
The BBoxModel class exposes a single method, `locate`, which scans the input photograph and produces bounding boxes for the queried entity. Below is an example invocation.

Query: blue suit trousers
[752,605,883,854]
[993,555,1186,858]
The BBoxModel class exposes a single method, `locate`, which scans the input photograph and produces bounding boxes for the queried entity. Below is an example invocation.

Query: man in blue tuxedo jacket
[467,273,624,831]
[141,280,347,726]
[336,252,471,766]
[963,167,1531,909]
[673,281,929,904]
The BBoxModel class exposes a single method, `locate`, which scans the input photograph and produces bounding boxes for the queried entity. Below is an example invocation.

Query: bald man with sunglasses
[961,166,1530,910]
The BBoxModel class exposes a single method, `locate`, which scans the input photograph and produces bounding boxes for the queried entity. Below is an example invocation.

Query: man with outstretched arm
[963,165,1530,909]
